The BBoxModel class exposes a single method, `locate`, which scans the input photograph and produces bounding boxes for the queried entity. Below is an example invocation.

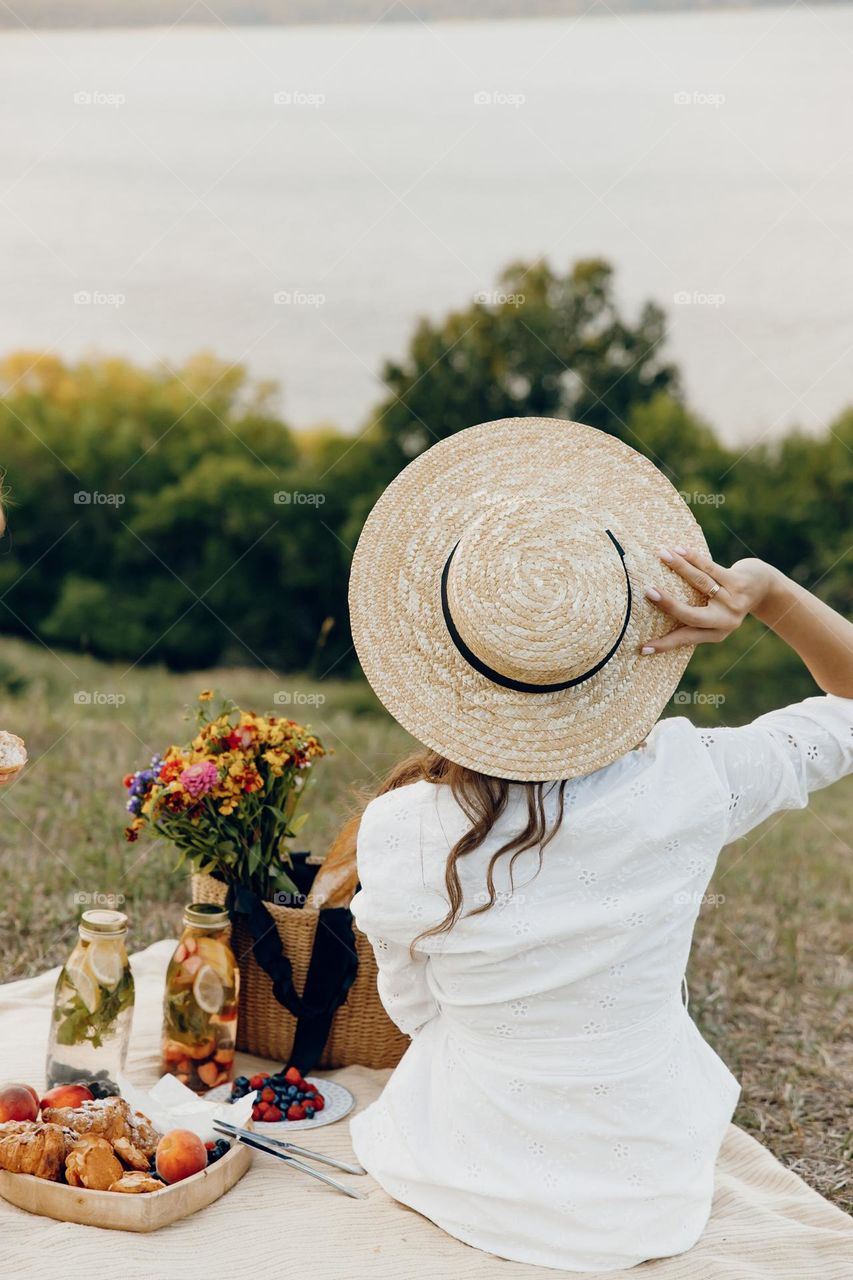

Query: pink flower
[180,760,219,799]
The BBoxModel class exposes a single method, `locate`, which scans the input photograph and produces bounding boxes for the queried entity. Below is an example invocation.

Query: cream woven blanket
[0,940,849,1279]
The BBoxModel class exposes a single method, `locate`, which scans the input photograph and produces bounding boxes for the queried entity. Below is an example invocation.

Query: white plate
[204,1076,355,1132]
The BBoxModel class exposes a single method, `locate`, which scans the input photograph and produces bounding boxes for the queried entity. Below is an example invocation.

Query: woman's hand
[640,549,773,653]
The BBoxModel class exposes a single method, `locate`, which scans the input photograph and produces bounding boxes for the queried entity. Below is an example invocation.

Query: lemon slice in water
[193,963,225,1014]
[66,963,99,1014]
[196,936,231,982]
[87,941,123,989]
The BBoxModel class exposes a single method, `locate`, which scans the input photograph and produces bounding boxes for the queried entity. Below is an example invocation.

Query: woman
[344,418,853,1273]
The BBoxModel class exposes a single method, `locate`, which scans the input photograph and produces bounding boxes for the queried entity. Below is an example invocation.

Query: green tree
[367,258,679,484]
[0,353,350,671]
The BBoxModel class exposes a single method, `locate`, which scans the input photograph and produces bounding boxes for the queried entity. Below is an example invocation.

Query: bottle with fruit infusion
[161,903,239,1092]
[45,909,135,1094]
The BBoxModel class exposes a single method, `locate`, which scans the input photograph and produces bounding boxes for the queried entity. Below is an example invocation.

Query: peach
[155,1129,208,1185]
[162,1040,187,1064]
[196,1061,219,1088]
[187,1038,216,1061]
[0,1083,39,1123]
[39,1083,95,1112]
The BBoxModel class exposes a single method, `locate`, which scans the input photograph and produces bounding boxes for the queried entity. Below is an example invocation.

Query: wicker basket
[191,872,408,1069]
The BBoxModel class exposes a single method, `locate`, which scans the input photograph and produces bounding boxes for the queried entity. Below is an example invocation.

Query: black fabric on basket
[290,907,359,1072]
[224,883,360,1072]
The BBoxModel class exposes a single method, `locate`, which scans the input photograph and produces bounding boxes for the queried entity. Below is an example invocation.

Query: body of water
[1,5,852,443]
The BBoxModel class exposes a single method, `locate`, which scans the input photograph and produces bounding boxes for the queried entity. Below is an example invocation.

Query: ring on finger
[706,581,720,598]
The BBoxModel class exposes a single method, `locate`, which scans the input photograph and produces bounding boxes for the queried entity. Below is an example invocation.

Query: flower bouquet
[123,693,326,901]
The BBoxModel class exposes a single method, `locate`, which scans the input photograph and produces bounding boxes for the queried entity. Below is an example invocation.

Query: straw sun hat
[349,417,709,782]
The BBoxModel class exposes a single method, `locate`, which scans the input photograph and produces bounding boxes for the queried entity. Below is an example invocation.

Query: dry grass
[0,637,849,1209]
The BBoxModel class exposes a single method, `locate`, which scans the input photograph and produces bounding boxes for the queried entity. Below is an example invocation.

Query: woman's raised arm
[641,549,853,699]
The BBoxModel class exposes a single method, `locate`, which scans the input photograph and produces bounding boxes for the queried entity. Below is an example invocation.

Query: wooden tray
[0,1141,252,1232]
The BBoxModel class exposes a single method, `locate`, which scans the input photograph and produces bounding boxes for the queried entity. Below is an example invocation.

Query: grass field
[0,636,850,1210]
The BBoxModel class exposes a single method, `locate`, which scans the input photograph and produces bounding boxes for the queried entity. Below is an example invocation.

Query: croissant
[65,1136,124,1191]
[43,1097,129,1144]
[0,1121,66,1180]
[112,1136,151,1171]
[109,1171,163,1194]
[42,1097,160,1160]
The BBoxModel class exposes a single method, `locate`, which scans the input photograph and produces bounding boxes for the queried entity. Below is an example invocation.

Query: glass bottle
[161,903,239,1093]
[46,909,135,1094]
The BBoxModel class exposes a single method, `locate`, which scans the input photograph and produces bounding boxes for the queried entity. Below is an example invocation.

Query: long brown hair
[325,750,568,946]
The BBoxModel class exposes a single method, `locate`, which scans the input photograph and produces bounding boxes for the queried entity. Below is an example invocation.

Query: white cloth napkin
[117,1072,253,1143]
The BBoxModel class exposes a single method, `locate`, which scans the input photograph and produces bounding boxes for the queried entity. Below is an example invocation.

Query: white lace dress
[349,695,853,1272]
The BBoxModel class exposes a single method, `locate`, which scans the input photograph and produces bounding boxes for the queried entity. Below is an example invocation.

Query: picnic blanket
[0,939,849,1280]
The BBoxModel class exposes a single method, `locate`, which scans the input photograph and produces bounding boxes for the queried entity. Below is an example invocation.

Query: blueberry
[234,1075,249,1089]
[304,1107,315,1118]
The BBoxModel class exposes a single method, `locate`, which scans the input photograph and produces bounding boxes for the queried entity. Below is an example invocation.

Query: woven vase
[191,872,408,1070]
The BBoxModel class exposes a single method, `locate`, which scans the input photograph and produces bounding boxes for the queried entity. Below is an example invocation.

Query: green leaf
[289,811,309,836]
[264,805,289,824]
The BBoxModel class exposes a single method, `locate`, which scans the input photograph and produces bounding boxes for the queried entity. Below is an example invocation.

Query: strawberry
[249,1073,268,1090]
[265,1105,282,1122]
[261,1086,275,1103]
[284,1066,302,1085]
[204,1141,215,1151]
[286,1103,306,1121]
[311,1095,325,1111]
[251,1104,263,1121]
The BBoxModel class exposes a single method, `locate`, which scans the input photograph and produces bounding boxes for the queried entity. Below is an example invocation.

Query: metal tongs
[213,1118,368,1200]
